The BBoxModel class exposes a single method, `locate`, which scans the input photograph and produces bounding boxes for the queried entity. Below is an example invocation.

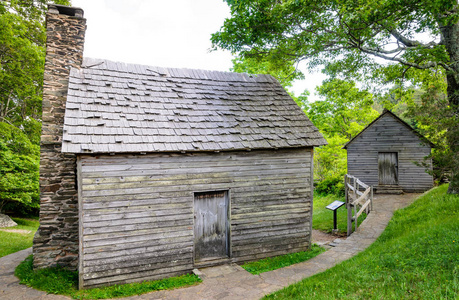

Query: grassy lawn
[264,185,459,299]
[241,244,326,274]
[0,217,39,258]
[312,193,366,235]
[15,255,201,299]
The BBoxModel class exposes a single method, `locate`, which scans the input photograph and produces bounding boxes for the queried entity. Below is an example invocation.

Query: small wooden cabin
[35,5,327,289]
[62,58,326,288]
[343,110,434,193]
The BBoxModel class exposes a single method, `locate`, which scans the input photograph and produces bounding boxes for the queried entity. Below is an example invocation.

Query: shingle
[62,58,326,154]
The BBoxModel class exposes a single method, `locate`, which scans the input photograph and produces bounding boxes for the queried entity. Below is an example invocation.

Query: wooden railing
[345,174,373,236]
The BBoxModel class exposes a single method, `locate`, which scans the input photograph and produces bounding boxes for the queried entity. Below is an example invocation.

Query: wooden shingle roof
[62,58,326,153]
[343,109,434,149]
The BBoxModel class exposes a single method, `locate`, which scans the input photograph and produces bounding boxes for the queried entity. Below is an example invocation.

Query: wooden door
[193,191,228,261]
[378,152,398,185]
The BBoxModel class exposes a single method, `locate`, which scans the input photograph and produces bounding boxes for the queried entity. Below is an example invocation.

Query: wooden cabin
[343,110,434,193]
[35,5,327,289]
[64,58,326,288]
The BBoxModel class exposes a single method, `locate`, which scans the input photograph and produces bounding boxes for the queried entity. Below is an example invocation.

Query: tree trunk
[440,18,459,194]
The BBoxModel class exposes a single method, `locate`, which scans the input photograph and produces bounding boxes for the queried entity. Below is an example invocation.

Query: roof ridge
[81,57,275,82]
[343,109,434,149]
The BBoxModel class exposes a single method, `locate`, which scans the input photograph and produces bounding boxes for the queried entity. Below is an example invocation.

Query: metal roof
[62,58,327,153]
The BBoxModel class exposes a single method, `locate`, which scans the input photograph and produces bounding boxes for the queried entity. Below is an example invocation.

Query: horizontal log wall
[347,114,433,192]
[78,148,313,288]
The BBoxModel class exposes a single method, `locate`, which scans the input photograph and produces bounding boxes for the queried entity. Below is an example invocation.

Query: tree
[0,0,70,215]
[231,54,311,108]
[404,71,453,184]
[310,79,379,139]
[212,0,459,194]
[0,122,39,214]
[0,0,70,125]
[231,54,303,89]
[305,79,379,194]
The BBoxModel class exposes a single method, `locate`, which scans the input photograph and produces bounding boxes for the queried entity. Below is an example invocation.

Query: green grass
[241,244,326,275]
[264,185,459,299]
[15,255,202,299]
[0,217,39,258]
[312,193,366,235]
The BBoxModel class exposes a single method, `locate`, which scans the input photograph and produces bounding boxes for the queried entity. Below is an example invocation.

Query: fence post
[345,174,373,236]
[345,175,352,236]
[355,203,358,231]
[370,186,374,211]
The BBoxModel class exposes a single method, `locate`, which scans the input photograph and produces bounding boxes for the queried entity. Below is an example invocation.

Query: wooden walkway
[0,193,419,300]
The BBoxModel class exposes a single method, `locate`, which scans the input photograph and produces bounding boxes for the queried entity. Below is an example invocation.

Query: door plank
[378,152,398,185]
[194,191,228,261]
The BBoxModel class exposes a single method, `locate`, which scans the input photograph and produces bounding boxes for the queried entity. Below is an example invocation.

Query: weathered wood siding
[347,114,433,192]
[78,148,313,288]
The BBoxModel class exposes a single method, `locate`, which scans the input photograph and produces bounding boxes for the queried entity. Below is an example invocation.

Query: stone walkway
[0,193,419,300]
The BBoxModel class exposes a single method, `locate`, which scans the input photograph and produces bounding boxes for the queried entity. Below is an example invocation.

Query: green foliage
[309,79,379,139]
[212,0,457,83]
[0,0,71,214]
[0,0,70,124]
[0,217,39,257]
[305,79,379,194]
[371,68,458,188]
[21,117,42,145]
[265,185,459,299]
[314,172,345,196]
[0,4,44,123]
[241,244,326,275]
[231,54,304,89]
[15,255,202,299]
[212,0,459,193]
[0,122,39,214]
[313,135,347,195]
[403,73,458,186]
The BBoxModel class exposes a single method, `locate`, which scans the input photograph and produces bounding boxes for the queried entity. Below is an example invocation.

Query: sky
[71,0,326,97]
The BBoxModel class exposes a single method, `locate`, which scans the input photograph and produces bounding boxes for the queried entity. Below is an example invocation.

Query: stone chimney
[33,4,86,270]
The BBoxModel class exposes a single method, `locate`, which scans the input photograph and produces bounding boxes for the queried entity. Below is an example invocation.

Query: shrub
[0,122,39,215]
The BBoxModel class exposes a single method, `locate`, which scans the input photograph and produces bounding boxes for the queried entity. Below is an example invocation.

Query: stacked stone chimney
[33,5,86,270]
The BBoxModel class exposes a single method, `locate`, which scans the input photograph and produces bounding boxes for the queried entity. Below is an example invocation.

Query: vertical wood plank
[346,175,352,236]
[378,152,398,185]
[77,157,84,290]
[193,191,228,261]
[308,148,314,250]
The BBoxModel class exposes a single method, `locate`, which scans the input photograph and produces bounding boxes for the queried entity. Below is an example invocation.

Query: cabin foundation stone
[33,5,86,270]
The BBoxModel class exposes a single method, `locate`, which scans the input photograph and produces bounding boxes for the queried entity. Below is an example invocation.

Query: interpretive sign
[326,200,345,231]
[326,200,345,211]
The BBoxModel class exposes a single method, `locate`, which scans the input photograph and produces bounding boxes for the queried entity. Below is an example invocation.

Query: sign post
[326,200,345,233]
